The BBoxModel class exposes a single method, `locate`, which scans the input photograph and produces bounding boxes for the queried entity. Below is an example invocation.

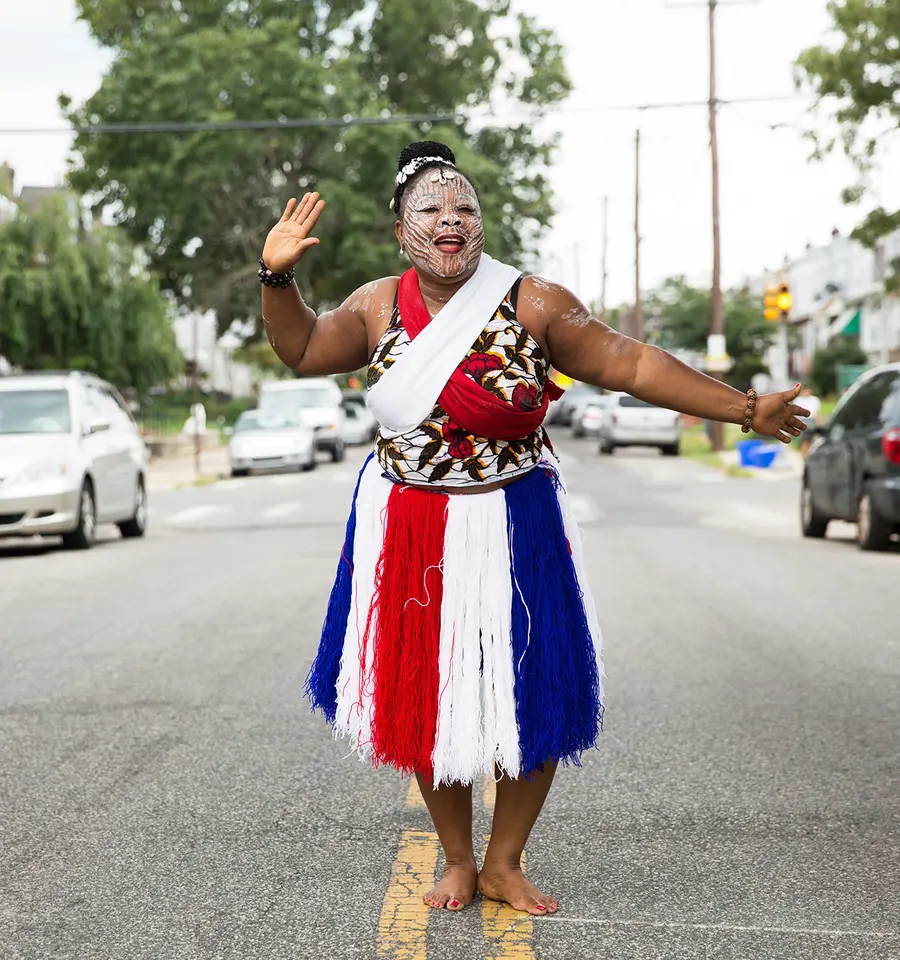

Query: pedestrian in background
[258,140,810,916]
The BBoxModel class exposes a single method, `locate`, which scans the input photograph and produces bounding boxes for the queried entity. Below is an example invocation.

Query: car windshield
[618,396,655,409]
[235,413,301,432]
[262,388,334,414]
[0,389,72,435]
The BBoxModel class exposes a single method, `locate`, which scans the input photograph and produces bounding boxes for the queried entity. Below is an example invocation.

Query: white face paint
[397,171,485,284]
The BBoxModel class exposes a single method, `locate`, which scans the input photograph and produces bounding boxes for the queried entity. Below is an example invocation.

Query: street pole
[634,129,644,342]
[707,0,725,451]
[192,312,201,480]
[600,195,609,324]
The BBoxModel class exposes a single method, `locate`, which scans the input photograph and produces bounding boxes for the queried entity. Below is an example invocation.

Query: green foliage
[644,278,777,392]
[795,0,900,289]
[0,199,181,392]
[809,338,869,396]
[64,0,571,338]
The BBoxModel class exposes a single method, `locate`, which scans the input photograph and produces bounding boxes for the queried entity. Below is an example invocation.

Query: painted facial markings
[399,173,485,281]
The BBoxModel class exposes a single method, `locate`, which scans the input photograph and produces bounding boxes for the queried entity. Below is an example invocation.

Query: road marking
[262,501,303,520]
[377,829,439,959]
[405,779,426,809]
[483,773,497,809]
[166,505,228,525]
[570,494,604,524]
[540,917,892,938]
[482,846,534,960]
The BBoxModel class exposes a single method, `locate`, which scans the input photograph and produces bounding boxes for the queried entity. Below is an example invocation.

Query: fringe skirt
[305,453,605,786]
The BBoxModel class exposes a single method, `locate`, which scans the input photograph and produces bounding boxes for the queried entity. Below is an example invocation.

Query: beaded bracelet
[740,387,758,434]
[258,258,295,288]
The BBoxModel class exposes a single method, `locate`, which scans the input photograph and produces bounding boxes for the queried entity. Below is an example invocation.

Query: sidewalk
[146,446,231,492]
[720,445,804,481]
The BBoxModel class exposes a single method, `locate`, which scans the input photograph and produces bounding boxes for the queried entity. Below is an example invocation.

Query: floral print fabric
[367,284,549,486]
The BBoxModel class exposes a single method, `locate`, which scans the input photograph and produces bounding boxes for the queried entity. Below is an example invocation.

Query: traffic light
[764,282,792,322]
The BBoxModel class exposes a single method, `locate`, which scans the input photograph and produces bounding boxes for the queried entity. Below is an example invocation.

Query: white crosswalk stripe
[166,505,231,525]
[262,502,303,520]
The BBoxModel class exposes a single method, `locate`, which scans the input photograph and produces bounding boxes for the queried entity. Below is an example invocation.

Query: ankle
[443,853,477,869]
[481,852,522,873]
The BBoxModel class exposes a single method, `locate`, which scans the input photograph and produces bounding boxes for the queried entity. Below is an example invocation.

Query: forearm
[261,283,318,371]
[627,343,746,423]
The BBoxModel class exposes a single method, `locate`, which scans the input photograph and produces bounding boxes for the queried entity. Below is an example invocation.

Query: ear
[394,220,403,248]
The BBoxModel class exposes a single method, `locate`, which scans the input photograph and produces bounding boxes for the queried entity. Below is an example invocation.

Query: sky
[1,0,897,312]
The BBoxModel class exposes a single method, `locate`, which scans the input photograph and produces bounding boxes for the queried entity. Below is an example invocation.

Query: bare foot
[477,864,559,915]
[423,859,478,911]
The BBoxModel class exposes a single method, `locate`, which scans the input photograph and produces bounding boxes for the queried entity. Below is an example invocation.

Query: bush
[809,340,868,395]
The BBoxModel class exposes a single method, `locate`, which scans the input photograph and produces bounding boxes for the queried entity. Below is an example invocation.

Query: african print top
[367,280,550,487]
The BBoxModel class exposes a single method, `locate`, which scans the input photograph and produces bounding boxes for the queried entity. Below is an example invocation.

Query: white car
[598,393,682,456]
[258,378,346,462]
[0,372,148,548]
[571,395,610,438]
[228,410,316,476]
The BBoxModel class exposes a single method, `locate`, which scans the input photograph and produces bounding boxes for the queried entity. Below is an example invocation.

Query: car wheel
[62,481,96,550]
[800,480,829,539]
[301,455,317,472]
[599,440,615,455]
[662,443,680,457]
[331,441,346,463]
[857,484,892,551]
[231,468,249,478]
[118,476,147,539]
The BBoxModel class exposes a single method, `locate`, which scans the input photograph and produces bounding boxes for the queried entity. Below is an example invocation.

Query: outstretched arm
[260,193,373,375]
[525,279,809,442]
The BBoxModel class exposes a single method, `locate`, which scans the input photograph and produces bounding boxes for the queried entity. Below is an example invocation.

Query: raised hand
[752,383,811,444]
[262,193,326,274]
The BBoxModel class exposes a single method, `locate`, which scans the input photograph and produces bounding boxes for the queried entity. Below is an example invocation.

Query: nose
[440,214,463,227]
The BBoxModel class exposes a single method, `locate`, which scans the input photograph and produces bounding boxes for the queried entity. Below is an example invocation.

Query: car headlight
[8,458,70,487]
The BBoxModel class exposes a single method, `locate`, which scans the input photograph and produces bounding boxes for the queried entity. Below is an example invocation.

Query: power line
[0,94,813,136]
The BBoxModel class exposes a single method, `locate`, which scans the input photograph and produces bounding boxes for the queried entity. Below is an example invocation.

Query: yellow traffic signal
[763,282,791,321]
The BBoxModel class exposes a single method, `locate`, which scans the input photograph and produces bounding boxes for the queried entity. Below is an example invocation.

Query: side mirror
[87,417,110,435]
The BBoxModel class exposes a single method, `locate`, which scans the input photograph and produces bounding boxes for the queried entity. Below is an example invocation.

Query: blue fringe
[304,453,373,724]
[505,467,603,778]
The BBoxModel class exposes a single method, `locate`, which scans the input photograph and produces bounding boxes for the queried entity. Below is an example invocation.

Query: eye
[418,206,440,214]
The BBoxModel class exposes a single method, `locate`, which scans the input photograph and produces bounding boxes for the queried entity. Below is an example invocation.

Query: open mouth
[434,233,466,255]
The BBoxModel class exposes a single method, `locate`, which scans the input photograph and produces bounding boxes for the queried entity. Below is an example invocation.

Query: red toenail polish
[536,904,547,911]
[449,900,460,908]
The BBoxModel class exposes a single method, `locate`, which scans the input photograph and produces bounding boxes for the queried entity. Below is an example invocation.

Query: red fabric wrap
[398,269,564,442]
[369,484,446,779]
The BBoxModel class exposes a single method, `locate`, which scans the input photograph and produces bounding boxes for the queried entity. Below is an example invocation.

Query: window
[877,373,900,428]
[832,372,898,431]
[0,389,71,435]
[618,396,655,409]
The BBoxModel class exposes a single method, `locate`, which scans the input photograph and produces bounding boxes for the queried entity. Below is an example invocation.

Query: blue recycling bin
[747,446,779,469]
[736,439,765,468]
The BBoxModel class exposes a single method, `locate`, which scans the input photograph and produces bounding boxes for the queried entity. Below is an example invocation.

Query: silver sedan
[228,411,316,476]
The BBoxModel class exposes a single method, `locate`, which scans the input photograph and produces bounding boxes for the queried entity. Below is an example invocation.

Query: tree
[796,0,900,290]
[0,199,182,392]
[809,338,868,396]
[644,277,777,391]
[63,0,570,338]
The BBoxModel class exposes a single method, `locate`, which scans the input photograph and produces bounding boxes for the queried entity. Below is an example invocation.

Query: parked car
[547,384,599,427]
[571,395,610,438]
[598,393,681,456]
[0,371,148,549]
[802,361,900,550]
[341,390,378,444]
[228,410,315,476]
[258,377,346,462]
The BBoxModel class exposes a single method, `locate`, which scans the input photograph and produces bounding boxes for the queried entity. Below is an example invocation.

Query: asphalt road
[2,438,898,960]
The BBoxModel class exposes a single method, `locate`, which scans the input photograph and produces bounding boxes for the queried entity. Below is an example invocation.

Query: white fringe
[431,491,520,786]
[543,452,605,706]
[334,459,393,759]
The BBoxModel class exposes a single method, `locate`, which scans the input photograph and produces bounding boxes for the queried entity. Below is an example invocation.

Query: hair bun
[397,141,456,172]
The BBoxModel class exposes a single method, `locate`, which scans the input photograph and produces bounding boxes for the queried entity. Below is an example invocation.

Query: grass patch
[682,424,753,477]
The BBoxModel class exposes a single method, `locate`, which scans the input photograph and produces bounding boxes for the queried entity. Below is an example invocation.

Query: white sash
[367,254,522,438]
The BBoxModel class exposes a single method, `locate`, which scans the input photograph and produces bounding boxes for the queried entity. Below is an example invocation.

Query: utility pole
[633,129,644,342]
[669,0,757,451]
[192,312,201,480]
[600,195,609,324]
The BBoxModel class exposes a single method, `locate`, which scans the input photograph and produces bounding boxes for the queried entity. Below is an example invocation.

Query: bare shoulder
[341,276,400,340]
[518,276,592,326]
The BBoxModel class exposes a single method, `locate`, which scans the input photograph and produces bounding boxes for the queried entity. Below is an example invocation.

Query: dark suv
[802,362,900,550]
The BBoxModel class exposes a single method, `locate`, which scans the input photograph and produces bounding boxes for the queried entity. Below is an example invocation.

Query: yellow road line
[405,778,427,809]
[482,848,535,960]
[377,829,440,959]
[483,773,497,809]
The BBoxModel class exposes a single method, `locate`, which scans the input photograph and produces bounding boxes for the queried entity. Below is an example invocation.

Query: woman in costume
[259,141,808,916]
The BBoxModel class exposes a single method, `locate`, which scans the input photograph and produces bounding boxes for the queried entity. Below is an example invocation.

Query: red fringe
[370,485,447,780]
